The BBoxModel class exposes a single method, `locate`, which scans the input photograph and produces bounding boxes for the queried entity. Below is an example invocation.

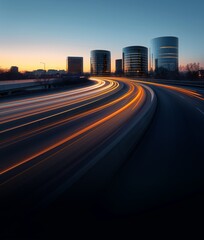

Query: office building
[115,59,123,75]
[151,36,179,72]
[67,57,83,75]
[123,46,148,76]
[90,50,111,75]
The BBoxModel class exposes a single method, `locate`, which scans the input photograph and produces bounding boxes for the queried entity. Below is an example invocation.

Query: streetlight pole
[40,62,49,88]
[40,62,46,71]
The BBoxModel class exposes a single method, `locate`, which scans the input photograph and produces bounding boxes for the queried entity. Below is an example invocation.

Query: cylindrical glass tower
[122,46,148,76]
[151,36,179,72]
[90,50,111,75]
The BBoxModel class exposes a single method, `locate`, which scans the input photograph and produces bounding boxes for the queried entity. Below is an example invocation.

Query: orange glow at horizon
[0,55,91,73]
[0,44,92,72]
[1,48,203,73]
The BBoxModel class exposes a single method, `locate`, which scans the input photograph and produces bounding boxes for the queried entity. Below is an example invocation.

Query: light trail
[0,78,146,176]
[0,79,107,122]
[4,77,201,179]
[0,81,123,146]
[0,79,105,110]
[0,81,120,133]
[0,80,117,124]
[133,80,204,101]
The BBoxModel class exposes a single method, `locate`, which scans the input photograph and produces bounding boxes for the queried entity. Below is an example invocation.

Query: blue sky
[1,0,204,71]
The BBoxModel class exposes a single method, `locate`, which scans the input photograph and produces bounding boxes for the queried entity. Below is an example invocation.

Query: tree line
[0,62,203,81]
[153,62,203,80]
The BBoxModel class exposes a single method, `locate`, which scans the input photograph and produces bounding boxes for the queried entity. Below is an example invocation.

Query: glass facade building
[123,46,148,76]
[115,59,123,75]
[151,36,179,72]
[90,50,111,75]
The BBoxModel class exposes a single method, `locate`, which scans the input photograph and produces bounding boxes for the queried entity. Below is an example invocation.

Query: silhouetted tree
[186,62,200,80]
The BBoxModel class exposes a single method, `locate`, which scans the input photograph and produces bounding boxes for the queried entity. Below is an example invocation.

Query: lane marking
[131,81,155,102]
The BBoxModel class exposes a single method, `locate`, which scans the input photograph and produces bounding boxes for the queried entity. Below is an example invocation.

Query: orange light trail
[0,78,146,176]
[0,80,118,125]
[133,80,204,101]
[0,79,105,110]
[0,81,123,145]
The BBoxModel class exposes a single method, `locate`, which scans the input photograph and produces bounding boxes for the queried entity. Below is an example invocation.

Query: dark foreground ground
[1,82,204,239]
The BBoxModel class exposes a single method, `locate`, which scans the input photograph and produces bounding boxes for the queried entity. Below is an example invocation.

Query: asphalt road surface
[0,78,204,239]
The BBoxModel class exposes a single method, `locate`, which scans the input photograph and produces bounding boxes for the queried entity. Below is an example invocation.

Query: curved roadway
[0,77,155,238]
[69,79,204,238]
[1,77,204,238]
[100,80,204,238]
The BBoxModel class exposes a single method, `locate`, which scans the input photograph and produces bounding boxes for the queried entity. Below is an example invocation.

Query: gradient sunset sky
[1,0,204,72]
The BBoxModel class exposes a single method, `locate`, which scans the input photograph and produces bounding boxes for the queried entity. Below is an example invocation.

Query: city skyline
[1,0,204,72]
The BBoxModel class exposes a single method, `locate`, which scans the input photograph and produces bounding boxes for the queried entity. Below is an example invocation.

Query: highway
[71,80,204,238]
[1,77,204,238]
[102,81,204,236]
[0,78,152,177]
[0,77,155,238]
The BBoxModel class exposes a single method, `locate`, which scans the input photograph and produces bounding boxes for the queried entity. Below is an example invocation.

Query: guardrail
[132,77,204,88]
[0,79,57,97]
